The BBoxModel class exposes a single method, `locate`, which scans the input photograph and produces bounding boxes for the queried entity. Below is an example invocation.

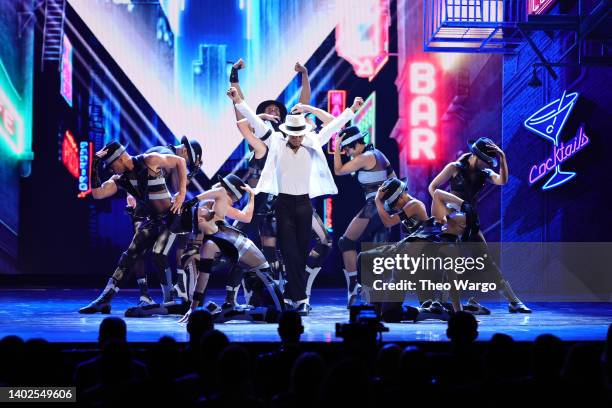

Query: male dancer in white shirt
[228,86,363,315]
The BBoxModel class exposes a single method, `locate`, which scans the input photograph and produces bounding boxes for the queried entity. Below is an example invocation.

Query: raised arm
[428,163,458,198]
[486,142,508,185]
[237,119,267,159]
[375,187,401,227]
[230,59,246,121]
[144,152,187,213]
[229,88,271,139]
[226,185,255,223]
[292,103,335,126]
[91,149,118,199]
[316,97,364,146]
[295,62,311,104]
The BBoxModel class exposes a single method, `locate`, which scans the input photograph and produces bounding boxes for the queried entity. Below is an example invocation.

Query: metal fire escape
[41,0,66,71]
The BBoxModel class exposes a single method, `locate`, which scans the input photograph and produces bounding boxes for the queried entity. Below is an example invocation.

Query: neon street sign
[0,78,24,155]
[77,141,93,198]
[62,130,79,178]
[408,62,438,162]
[335,0,390,81]
[524,90,583,190]
[352,91,376,147]
[60,35,73,107]
[528,0,556,15]
[528,125,589,186]
[323,197,333,233]
[326,90,346,154]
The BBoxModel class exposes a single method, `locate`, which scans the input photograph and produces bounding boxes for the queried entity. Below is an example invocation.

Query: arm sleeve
[235,101,270,139]
[316,108,356,146]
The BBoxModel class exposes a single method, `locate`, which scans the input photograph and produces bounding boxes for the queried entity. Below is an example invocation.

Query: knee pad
[307,241,331,268]
[338,236,358,253]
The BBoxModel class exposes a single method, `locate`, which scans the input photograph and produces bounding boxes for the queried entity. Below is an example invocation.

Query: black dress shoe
[296,303,312,316]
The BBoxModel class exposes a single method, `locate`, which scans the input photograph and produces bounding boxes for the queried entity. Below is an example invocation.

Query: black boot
[79,279,117,314]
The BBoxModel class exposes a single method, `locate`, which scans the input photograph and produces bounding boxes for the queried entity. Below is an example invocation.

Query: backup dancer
[361,180,477,322]
[124,136,202,317]
[126,136,202,317]
[79,141,187,314]
[178,174,285,323]
[428,137,531,313]
[333,126,395,307]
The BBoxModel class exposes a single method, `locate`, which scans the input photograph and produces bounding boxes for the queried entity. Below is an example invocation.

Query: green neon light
[0,57,30,157]
[352,91,376,146]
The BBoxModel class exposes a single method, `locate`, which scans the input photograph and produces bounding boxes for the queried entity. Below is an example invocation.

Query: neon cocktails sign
[528,125,589,185]
[523,90,586,190]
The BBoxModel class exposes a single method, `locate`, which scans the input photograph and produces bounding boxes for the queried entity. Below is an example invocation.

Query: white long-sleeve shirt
[235,101,355,198]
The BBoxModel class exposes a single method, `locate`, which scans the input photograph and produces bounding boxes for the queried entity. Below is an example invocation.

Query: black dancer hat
[100,141,128,168]
[339,126,368,149]
[256,100,288,121]
[467,137,498,168]
[218,174,247,201]
[180,135,203,167]
[381,177,407,214]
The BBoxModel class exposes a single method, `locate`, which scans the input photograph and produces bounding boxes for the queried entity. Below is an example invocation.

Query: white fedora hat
[279,114,313,136]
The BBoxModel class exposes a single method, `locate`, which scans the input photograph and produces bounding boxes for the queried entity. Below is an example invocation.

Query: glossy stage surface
[1,288,610,343]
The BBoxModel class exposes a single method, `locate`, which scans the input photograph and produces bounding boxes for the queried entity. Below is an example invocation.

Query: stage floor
[1,288,610,343]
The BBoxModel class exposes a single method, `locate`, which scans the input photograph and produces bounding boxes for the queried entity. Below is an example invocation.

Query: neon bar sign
[326,90,347,154]
[528,0,556,15]
[352,92,376,147]
[78,141,93,198]
[60,35,73,107]
[62,130,79,178]
[524,90,584,190]
[408,62,438,162]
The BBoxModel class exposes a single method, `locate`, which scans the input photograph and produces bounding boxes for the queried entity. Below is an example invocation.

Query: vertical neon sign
[408,62,438,162]
[77,141,93,198]
[326,90,347,154]
[60,35,73,107]
[62,131,79,178]
[352,92,376,147]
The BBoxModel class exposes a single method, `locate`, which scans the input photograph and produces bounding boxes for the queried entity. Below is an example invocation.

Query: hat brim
[256,100,288,120]
[279,123,313,136]
[180,136,195,165]
[103,143,128,168]
[217,174,243,200]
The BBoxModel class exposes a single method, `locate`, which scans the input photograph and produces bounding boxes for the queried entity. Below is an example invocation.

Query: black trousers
[275,193,312,302]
